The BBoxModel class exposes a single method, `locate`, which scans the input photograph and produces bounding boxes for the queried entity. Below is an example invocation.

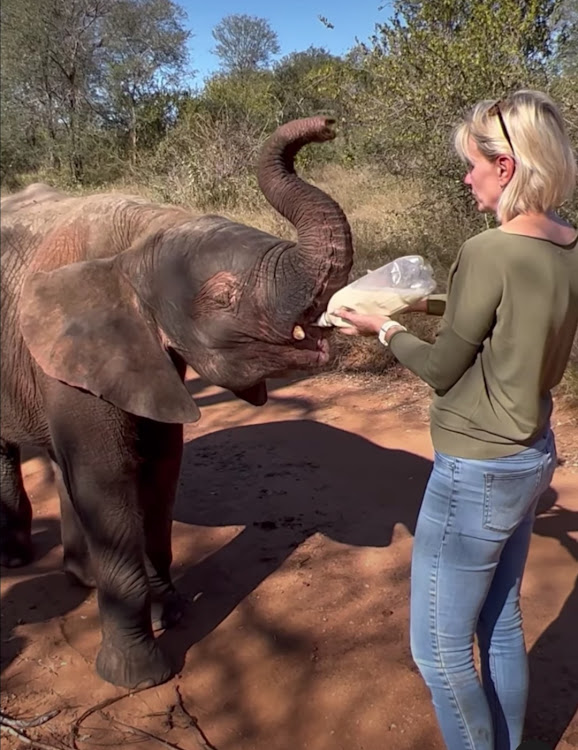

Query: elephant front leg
[0,439,33,567]
[140,423,187,632]
[48,395,173,689]
[62,462,173,688]
[146,514,186,634]
[93,544,172,689]
[53,461,96,588]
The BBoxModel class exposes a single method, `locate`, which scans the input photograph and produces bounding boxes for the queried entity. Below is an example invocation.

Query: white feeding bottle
[316,254,437,328]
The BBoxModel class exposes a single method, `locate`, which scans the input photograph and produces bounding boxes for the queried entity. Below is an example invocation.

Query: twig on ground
[111,717,188,749]
[70,682,218,750]
[1,716,71,750]
[70,685,154,749]
[0,708,72,750]
[174,686,219,750]
[0,709,60,729]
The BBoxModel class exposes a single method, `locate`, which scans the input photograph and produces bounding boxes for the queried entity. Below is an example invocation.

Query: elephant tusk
[292,325,306,340]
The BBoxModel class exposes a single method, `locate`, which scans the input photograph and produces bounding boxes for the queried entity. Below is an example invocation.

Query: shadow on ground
[525,489,578,748]
[164,419,431,657]
[1,418,576,748]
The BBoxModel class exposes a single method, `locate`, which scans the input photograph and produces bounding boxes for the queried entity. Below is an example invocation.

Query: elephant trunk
[257,117,354,311]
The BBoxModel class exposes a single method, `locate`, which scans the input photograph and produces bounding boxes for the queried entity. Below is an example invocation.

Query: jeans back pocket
[483,464,543,533]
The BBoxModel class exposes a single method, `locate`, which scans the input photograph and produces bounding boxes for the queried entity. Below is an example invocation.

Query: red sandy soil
[1,370,577,750]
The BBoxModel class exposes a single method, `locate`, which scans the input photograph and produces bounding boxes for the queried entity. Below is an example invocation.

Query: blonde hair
[453,89,577,223]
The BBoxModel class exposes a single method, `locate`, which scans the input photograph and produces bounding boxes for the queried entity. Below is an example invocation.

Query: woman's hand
[334,307,390,336]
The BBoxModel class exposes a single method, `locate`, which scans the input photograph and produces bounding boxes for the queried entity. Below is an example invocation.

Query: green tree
[1,0,111,182]
[548,0,578,224]
[201,70,278,126]
[270,47,361,165]
[350,0,561,184]
[100,0,190,163]
[0,0,190,185]
[273,47,338,120]
[552,0,578,74]
[212,14,280,74]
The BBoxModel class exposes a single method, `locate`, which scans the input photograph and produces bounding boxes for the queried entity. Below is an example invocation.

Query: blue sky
[178,0,393,84]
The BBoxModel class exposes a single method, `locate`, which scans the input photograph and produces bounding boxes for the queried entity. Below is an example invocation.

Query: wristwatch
[378,320,407,347]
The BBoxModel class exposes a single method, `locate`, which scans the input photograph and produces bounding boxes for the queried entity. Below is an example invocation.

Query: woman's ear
[497,154,516,188]
[20,258,201,424]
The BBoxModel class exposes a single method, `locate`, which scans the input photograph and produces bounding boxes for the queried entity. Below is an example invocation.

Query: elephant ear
[19,258,201,424]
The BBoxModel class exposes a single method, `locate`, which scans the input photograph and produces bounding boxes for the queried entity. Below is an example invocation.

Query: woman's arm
[337,241,502,393]
[388,244,502,391]
[387,327,478,392]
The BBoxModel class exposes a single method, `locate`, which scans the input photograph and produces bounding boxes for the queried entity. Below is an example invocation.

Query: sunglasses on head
[488,100,515,156]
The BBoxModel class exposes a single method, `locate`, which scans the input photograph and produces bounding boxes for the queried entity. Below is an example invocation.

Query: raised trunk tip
[257,117,353,306]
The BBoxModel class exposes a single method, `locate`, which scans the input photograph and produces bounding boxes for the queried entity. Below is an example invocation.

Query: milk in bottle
[316,255,436,328]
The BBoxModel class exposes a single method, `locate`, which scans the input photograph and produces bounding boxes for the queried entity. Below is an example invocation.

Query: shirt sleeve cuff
[426,295,447,316]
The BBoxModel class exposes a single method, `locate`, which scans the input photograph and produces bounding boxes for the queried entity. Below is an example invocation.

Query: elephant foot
[151,590,187,632]
[0,531,33,568]
[96,637,173,688]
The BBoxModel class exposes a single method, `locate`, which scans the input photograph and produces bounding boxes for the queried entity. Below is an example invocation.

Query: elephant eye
[213,287,232,308]
[192,271,239,314]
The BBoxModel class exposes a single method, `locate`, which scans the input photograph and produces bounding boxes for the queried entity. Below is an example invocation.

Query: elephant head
[18,117,354,423]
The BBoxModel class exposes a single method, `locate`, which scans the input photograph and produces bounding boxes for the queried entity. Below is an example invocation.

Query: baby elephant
[0,117,353,688]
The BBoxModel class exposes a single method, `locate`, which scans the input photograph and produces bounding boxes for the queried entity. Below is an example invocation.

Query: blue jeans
[410,431,557,750]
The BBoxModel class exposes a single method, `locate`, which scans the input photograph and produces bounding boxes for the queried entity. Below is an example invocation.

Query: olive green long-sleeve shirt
[389,228,578,459]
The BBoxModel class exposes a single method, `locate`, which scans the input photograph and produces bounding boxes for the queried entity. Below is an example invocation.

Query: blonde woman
[337,90,577,749]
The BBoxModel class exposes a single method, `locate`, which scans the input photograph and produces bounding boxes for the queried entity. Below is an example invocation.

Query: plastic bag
[316,255,437,327]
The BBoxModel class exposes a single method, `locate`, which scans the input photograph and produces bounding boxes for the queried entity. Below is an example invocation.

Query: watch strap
[378,320,407,347]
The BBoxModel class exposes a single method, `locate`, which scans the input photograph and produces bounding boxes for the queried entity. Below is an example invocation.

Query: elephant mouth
[284,324,332,368]
[196,319,333,389]
[296,336,331,364]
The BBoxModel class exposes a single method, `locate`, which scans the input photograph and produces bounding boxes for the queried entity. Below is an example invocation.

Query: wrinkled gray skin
[0,117,353,688]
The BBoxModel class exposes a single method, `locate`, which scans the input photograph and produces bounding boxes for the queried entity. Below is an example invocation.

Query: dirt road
[1,371,577,750]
